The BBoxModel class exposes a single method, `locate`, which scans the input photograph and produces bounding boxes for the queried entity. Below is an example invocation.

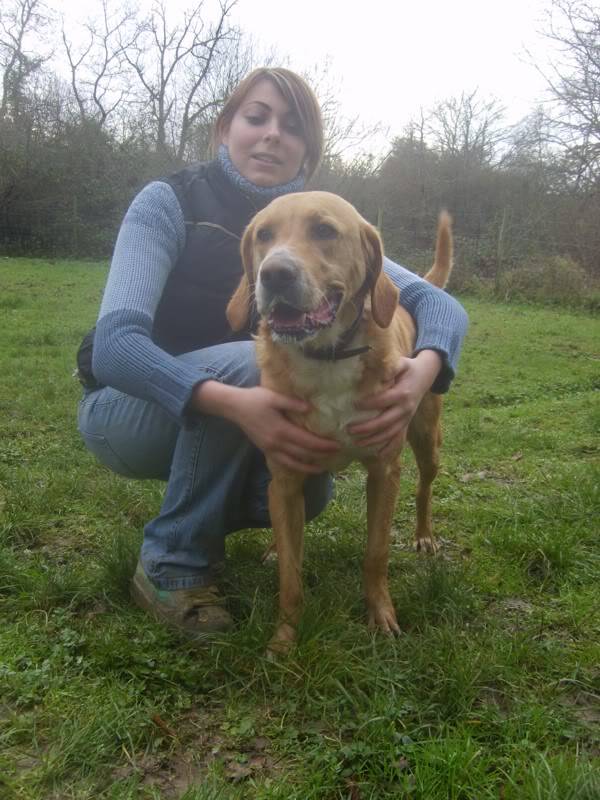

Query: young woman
[77,67,468,641]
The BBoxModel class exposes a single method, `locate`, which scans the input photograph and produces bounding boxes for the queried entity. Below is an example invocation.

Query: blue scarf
[217,144,305,203]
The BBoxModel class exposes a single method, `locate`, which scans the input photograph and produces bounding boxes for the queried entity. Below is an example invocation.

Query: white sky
[54,0,556,149]
[232,0,553,136]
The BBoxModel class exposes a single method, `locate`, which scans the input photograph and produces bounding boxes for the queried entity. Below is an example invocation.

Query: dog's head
[226,191,398,346]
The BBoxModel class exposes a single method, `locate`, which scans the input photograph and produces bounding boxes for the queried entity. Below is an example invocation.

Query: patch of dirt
[390,532,472,562]
[474,685,512,718]
[459,469,517,486]
[496,598,535,615]
[13,753,44,772]
[113,742,277,797]
[31,522,100,560]
[487,597,536,633]
[112,754,201,798]
[110,709,282,797]
[558,687,600,728]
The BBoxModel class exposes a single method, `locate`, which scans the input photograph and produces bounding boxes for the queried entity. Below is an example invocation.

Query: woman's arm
[383,256,468,393]
[348,257,468,454]
[92,181,222,419]
[192,381,340,473]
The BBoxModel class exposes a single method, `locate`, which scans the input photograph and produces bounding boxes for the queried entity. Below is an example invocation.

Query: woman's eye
[312,223,338,240]
[256,227,273,242]
[284,121,301,135]
[246,116,265,126]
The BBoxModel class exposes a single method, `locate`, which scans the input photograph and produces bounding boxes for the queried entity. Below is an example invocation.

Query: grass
[0,255,599,799]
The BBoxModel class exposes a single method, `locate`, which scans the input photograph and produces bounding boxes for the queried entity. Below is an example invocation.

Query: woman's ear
[215,112,230,147]
[226,222,256,332]
[361,222,398,328]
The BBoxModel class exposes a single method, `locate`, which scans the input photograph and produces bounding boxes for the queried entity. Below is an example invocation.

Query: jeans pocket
[80,431,138,478]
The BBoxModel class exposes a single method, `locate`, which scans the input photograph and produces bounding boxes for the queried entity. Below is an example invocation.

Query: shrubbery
[418,247,599,310]
[497,255,593,308]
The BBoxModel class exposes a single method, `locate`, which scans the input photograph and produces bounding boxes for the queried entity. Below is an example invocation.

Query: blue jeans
[78,341,333,589]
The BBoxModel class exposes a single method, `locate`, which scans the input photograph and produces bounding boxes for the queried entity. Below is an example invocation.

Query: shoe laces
[187,585,223,608]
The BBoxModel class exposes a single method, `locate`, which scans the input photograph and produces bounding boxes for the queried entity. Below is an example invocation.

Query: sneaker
[131,561,233,638]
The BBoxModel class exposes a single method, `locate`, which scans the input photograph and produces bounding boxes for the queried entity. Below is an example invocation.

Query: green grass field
[1,257,599,799]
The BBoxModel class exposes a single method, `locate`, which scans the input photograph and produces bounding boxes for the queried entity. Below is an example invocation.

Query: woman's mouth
[252,153,283,166]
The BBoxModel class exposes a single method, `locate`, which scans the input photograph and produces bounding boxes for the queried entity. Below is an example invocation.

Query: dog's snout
[259,254,299,293]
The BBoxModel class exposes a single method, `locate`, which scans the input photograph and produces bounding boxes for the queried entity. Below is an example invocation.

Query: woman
[78,67,468,641]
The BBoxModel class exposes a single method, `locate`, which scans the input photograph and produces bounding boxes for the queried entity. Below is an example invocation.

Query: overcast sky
[233,0,553,131]
[56,0,556,148]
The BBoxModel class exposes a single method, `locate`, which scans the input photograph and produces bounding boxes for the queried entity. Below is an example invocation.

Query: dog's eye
[256,227,273,243]
[312,222,338,240]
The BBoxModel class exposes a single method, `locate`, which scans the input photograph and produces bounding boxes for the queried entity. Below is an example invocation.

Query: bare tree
[61,0,138,129]
[0,0,51,117]
[537,0,600,189]
[119,0,240,159]
[427,90,508,165]
[303,58,388,169]
[179,33,259,161]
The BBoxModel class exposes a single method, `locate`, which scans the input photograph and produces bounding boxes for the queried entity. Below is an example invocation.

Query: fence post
[71,196,79,256]
[494,207,508,296]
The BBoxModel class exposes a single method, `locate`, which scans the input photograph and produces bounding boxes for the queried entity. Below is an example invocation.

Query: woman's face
[222,79,308,187]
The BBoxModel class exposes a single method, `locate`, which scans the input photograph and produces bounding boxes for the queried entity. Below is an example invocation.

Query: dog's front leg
[267,468,307,655]
[363,459,402,635]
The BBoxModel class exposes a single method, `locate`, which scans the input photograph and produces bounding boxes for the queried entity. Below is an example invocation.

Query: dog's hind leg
[363,459,402,635]
[267,469,307,655]
[407,395,442,554]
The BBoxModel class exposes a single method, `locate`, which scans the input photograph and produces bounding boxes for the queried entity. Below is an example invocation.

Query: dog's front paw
[266,622,297,660]
[367,602,401,636]
[415,535,439,555]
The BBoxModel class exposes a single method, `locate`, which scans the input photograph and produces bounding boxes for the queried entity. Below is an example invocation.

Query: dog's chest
[288,351,376,452]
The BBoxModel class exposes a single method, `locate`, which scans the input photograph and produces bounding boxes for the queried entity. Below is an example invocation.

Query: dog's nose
[259,255,299,293]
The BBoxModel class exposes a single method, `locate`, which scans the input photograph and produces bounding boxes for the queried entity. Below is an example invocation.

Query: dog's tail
[424,211,453,289]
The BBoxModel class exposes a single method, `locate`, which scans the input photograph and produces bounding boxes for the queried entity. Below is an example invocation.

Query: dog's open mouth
[267,292,342,341]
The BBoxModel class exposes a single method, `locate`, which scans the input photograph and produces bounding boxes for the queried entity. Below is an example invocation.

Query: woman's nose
[264,118,281,140]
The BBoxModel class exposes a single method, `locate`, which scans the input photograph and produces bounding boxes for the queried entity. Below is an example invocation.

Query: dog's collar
[301,304,371,361]
[302,342,371,361]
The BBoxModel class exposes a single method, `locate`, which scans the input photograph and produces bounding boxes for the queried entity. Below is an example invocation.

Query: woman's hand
[348,350,443,459]
[192,382,340,474]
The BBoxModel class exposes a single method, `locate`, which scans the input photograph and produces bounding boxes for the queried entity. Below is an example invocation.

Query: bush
[496,255,591,306]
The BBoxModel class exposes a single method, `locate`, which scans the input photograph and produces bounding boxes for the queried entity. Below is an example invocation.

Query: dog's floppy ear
[226,275,252,332]
[226,222,256,332]
[361,222,398,329]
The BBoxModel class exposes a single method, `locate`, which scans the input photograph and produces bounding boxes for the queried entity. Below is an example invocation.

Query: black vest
[152,160,264,355]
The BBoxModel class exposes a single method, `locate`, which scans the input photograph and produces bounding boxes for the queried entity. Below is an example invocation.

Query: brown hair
[212,67,324,180]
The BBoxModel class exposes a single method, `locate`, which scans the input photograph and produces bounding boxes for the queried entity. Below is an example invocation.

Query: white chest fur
[286,348,377,457]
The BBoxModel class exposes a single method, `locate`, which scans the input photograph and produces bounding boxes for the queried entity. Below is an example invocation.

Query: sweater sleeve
[92,181,224,420]
[383,256,468,393]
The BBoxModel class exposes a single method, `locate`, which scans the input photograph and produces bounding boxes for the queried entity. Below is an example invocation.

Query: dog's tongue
[269,297,333,330]
[310,297,336,324]
[269,304,307,329]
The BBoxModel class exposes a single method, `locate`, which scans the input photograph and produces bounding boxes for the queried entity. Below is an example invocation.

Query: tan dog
[227,192,452,653]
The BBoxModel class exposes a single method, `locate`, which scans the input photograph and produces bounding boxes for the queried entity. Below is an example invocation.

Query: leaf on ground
[460,470,491,482]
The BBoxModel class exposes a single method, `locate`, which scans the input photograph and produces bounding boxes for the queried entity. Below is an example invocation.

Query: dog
[226,192,452,653]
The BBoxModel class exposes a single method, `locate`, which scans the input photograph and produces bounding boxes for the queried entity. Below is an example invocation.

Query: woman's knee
[304,473,335,521]
[178,341,260,389]
[78,389,178,479]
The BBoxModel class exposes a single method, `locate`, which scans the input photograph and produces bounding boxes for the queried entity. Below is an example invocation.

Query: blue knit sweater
[93,180,468,421]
